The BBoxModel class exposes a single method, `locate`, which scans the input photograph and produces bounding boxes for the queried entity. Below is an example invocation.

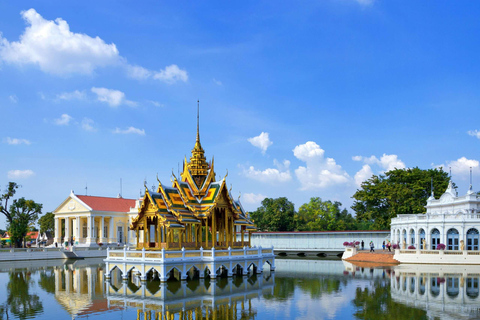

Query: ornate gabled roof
[132,102,256,231]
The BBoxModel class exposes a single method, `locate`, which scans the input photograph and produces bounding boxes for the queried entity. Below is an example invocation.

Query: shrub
[343,241,349,246]
[98,242,103,247]
[436,243,446,250]
[392,244,399,249]
[408,245,416,250]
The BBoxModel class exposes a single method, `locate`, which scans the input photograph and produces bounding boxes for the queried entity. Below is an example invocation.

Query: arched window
[467,228,479,251]
[410,229,415,246]
[466,278,479,298]
[431,229,440,250]
[430,277,440,297]
[446,277,459,298]
[419,229,426,249]
[447,228,459,250]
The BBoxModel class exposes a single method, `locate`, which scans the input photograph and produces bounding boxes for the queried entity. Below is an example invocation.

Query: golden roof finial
[196,99,200,144]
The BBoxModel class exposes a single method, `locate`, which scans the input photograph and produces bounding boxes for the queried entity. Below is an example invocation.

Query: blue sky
[1,1,480,227]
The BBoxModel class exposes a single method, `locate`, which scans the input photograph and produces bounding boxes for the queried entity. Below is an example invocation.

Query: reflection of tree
[38,271,56,294]
[296,277,344,298]
[353,280,427,320]
[7,272,43,319]
[263,277,295,300]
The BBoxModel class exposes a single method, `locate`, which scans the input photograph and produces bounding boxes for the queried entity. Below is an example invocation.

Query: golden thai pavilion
[131,108,256,251]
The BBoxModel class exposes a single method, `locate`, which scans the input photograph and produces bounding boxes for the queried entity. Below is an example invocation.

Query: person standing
[387,241,391,252]
[370,241,375,252]
[361,240,364,250]
[382,241,386,251]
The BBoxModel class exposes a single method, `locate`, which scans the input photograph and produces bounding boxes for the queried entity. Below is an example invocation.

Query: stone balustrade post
[182,247,185,260]
[228,247,231,256]
[161,248,165,263]
[142,248,145,260]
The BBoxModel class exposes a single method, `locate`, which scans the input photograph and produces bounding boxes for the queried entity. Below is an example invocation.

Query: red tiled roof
[27,231,39,239]
[76,195,135,212]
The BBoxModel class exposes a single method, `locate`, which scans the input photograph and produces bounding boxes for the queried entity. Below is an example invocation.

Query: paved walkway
[345,250,399,266]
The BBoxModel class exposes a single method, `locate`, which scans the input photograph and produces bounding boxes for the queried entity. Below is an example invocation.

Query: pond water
[0,257,477,320]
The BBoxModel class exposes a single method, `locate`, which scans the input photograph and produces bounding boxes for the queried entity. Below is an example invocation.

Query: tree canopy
[351,167,450,230]
[38,212,54,234]
[1,182,43,247]
[295,197,358,231]
[8,198,42,247]
[250,197,296,231]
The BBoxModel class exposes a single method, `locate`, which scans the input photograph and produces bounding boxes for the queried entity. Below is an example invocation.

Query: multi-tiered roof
[131,105,255,232]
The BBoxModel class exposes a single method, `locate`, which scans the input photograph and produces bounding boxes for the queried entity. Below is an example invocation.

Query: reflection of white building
[391,181,480,251]
[390,264,480,320]
[53,191,141,246]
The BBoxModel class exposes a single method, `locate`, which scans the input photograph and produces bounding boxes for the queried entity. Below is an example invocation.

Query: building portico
[53,191,139,246]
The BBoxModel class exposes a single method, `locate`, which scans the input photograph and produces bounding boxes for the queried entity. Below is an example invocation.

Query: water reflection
[4,271,43,320]
[106,269,274,319]
[3,258,480,319]
[390,264,480,319]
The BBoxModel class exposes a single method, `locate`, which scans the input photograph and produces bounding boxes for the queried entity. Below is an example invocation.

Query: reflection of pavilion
[391,264,480,320]
[105,272,274,319]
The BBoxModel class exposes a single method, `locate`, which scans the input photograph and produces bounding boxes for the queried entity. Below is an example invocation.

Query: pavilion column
[212,212,216,248]
[54,217,61,244]
[224,210,228,247]
[241,228,245,247]
[248,232,251,247]
[63,217,70,244]
[136,226,139,249]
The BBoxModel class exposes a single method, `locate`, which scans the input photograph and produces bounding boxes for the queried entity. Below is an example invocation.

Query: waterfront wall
[0,246,123,261]
[238,231,390,256]
[393,248,480,264]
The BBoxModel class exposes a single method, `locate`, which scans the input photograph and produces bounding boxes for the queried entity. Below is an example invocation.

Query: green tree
[0,182,20,226]
[352,167,450,230]
[7,198,42,248]
[250,197,295,231]
[38,212,54,234]
[295,197,358,231]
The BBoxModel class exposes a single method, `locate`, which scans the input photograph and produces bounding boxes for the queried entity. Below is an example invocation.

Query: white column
[109,218,115,243]
[54,217,61,244]
[100,216,106,243]
[86,216,94,245]
[64,217,70,244]
[75,216,80,244]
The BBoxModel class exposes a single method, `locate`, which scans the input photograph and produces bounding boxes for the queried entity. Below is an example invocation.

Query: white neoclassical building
[53,191,141,246]
[391,180,480,251]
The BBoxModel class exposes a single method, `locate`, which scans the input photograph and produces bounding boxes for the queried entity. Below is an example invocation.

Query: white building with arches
[391,180,480,252]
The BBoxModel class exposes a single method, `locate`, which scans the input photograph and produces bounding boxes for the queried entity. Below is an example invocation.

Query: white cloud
[9,95,18,103]
[243,193,266,205]
[354,0,374,5]
[468,130,480,139]
[4,137,31,145]
[0,9,120,75]
[113,127,145,136]
[54,114,73,126]
[248,132,273,154]
[354,164,373,186]
[437,157,479,177]
[126,64,151,80]
[147,100,164,107]
[91,87,136,107]
[152,64,188,84]
[293,141,349,189]
[81,118,96,132]
[56,90,85,101]
[0,9,188,83]
[213,78,222,86]
[355,153,406,172]
[7,169,34,179]
[243,159,292,184]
